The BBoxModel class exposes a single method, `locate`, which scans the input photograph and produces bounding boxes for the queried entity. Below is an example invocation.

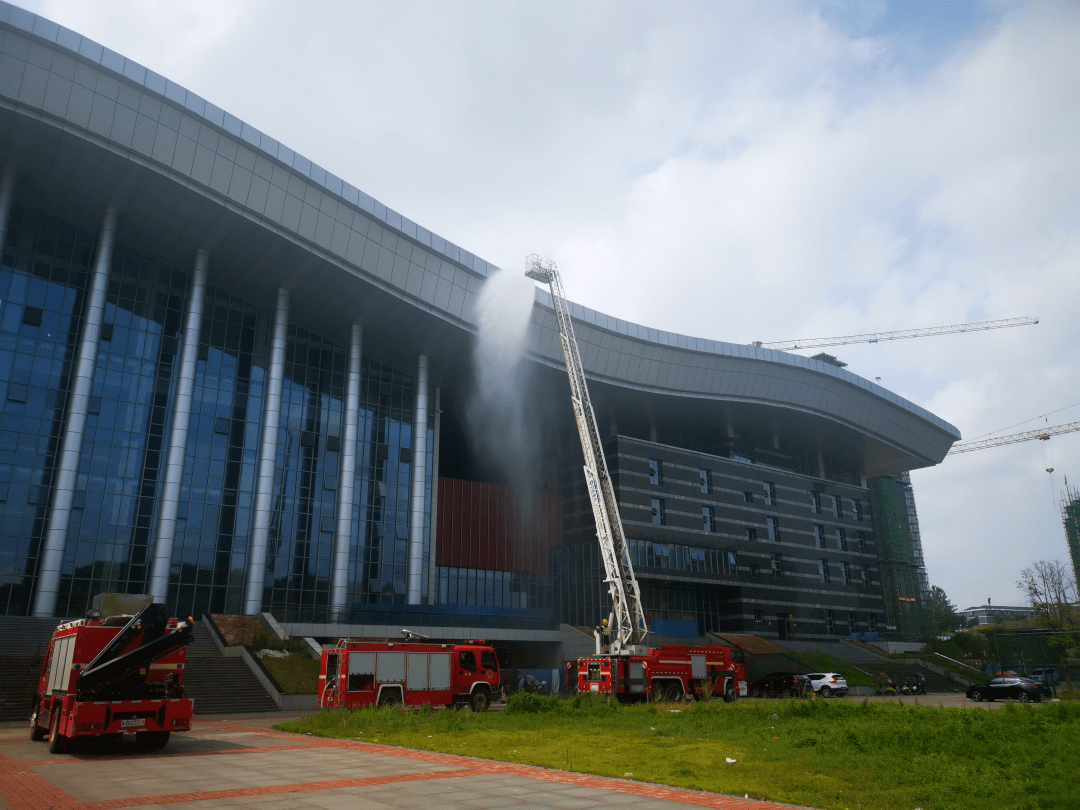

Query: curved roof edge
[0,1,496,283]
[533,289,960,440]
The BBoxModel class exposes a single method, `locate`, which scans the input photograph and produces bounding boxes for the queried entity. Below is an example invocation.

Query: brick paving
[0,715,818,810]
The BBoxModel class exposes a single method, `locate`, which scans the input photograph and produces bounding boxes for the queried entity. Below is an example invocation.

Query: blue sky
[13,0,1080,610]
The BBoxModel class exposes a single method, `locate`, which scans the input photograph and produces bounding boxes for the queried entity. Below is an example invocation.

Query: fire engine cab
[577,644,747,703]
[319,632,501,712]
[30,594,194,753]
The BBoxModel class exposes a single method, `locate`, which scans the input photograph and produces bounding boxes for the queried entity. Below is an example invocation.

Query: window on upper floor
[699,468,711,494]
[767,517,780,542]
[763,481,775,505]
[725,550,738,576]
[852,499,863,521]
[832,495,842,518]
[746,527,758,542]
[651,497,665,525]
[743,491,754,503]
[857,531,867,554]
[771,553,783,577]
[702,506,714,533]
[826,610,835,635]
[843,561,852,585]
[836,528,847,552]
[754,609,764,624]
[814,525,825,549]
[649,459,663,486]
[819,559,830,583]
[868,614,878,632]
[847,613,857,634]
[751,563,761,578]
[862,566,871,587]
[811,492,821,514]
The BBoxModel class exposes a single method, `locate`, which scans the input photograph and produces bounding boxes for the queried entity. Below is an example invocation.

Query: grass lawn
[276,694,1079,810]
[260,654,319,693]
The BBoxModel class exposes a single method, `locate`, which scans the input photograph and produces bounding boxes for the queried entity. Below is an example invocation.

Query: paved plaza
[0,713,818,810]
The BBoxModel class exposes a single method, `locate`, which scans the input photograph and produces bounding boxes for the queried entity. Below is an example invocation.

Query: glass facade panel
[62,246,187,616]
[0,206,432,619]
[0,208,94,615]
[168,286,267,619]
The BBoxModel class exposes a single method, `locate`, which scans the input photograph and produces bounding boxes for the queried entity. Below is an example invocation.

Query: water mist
[468,266,540,488]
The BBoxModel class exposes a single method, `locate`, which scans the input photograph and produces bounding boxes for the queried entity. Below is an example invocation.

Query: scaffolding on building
[1063,481,1080,592]
[868,473,930,637]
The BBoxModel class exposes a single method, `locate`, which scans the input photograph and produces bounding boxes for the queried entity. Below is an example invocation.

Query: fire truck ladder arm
[526,255,648,654]
[77,617,194,698]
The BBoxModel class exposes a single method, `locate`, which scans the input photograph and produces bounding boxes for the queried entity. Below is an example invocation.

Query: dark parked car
[966,677,1046,703]
[748,672,811,698]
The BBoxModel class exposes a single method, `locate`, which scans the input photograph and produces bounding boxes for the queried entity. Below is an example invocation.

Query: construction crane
[947,421,1080,455]
[525,254,649,655]
[751,316,1038,351]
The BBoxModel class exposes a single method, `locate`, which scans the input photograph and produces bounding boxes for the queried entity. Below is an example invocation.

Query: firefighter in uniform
[602,618,610,652]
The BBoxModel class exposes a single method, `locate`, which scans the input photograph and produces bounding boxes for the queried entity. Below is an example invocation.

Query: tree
[925,585,960,635]
[1017,560,1077,633]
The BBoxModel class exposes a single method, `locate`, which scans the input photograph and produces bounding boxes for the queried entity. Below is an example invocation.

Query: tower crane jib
[754,316,1038,352]
[947,421,1080,455]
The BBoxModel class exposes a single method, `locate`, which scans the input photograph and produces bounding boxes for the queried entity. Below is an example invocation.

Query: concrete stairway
[0,616,69,722]
[833,640,961,692]
[182,623,279,715]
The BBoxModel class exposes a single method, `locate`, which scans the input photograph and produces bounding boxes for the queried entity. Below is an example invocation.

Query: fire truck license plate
[121,719,144,728]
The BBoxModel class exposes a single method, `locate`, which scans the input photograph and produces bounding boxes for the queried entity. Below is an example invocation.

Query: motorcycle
[875,672,897,696]
[899,674,927,696]
[518,674,550,695]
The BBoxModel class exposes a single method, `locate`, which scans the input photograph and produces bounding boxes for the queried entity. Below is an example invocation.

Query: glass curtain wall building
[0,3,959,646]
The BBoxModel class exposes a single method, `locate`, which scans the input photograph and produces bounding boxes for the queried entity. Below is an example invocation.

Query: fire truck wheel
[662,683,683,703]
[723,685,737,703]
[30,709,47,741]
[378,690,403,707]
[136,731,171,750]
[47,709,68,754]
[470,688,491,713]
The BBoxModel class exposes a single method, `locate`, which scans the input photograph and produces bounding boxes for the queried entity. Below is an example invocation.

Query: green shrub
[505,692,561,714]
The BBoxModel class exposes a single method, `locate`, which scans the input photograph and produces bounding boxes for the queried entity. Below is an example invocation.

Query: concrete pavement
[0,713,816,810]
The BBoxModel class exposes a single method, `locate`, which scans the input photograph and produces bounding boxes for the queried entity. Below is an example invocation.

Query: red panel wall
[436,478,563,574]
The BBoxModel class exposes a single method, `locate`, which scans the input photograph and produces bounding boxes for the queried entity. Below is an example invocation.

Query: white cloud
[18,0,1080,607]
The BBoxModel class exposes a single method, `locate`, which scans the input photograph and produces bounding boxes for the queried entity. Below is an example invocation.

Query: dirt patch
[211,615,265,646]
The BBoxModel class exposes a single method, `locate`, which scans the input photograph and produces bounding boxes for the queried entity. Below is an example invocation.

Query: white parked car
[805,672,848,697]
[1028,667,1059,686]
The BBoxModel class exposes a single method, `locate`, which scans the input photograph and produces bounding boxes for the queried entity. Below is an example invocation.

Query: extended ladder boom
[525,255,648,654]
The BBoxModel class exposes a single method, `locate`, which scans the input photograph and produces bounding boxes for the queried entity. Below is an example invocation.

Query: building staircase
[183,622,279,715]
[767,637,965,692]
[0,616,70,723]
[832,639,962,692]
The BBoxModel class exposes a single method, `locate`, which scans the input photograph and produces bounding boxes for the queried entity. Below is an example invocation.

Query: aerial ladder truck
[525,255,746,703]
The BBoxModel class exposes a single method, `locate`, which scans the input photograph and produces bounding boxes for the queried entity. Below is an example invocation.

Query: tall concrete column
[330,323,362,621]
[243,288,290,615]
[33,207,118,617]
[0,169,15,255]
[406,354,429,605]
[148,250,209,605]
[426,386,442,604]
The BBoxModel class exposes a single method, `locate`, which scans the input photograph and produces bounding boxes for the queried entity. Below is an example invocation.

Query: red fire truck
[576,644,747,703]
[319,633,501,712]
[29,595,194,753]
